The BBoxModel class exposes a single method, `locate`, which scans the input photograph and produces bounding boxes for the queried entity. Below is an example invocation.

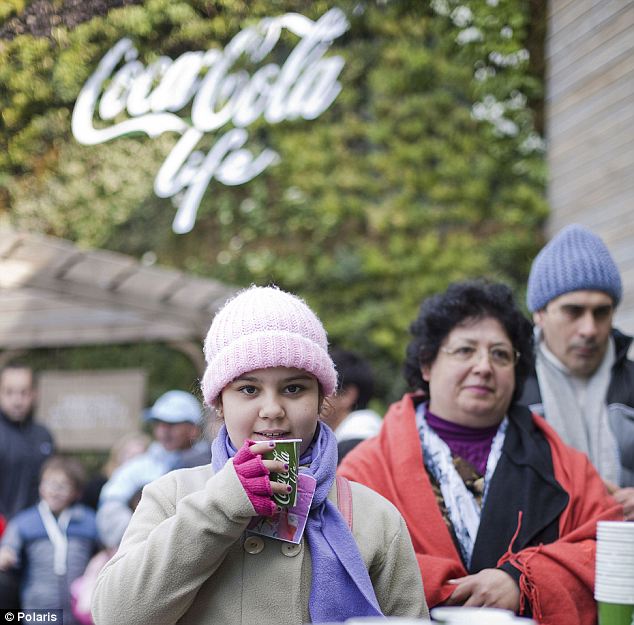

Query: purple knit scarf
[212,422,383,623]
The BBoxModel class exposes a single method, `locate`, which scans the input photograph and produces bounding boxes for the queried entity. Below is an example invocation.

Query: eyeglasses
[440,344,520,368]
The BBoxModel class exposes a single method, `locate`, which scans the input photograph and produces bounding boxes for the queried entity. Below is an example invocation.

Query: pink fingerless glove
[233,441,276,516]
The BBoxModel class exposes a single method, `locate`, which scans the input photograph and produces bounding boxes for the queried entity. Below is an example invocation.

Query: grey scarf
[535,331,620,484]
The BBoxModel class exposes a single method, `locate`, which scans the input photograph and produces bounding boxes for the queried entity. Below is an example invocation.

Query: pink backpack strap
[336,475,353,530]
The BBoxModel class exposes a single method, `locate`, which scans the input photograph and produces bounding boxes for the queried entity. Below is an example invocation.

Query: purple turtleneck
[425,409,500,475]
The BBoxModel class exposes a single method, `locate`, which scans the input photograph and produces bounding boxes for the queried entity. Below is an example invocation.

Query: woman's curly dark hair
[404,280,534,403]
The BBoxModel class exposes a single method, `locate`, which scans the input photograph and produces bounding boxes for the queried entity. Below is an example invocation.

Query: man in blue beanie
[521,224,634,520]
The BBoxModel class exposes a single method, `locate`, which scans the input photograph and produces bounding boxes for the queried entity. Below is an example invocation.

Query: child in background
[0,456,99,624]
[92,286,428,625]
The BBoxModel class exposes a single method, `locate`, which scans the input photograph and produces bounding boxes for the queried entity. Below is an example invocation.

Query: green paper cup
[598,601,634,625]
[263,439,301,508]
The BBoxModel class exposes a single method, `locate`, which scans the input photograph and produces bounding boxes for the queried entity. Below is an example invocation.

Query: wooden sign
[35,369,147,451]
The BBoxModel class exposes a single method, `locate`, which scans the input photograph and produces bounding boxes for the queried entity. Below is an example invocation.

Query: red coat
[338,394,623,625]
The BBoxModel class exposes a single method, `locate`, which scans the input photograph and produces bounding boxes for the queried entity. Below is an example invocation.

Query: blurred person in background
[0,362,55,519]
[72,442,149,625]
[522,224,634,520]
[339,281,621,625]
[96,390,210,549]
[81,432,151,510]
[0,362,54,609]
[326,348,382,463]
[0,456,98,623]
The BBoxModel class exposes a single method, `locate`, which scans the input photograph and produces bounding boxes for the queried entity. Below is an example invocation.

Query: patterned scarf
[212,422,383,623]
[416,403,507,568]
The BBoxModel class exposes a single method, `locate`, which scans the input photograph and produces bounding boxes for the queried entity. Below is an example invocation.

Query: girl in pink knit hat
[92,286,428,625]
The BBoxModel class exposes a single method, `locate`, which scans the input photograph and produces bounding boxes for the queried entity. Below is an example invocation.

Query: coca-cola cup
[264,439,301,508]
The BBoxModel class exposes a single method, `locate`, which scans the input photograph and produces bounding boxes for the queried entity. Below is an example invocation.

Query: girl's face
[220,367,321,455]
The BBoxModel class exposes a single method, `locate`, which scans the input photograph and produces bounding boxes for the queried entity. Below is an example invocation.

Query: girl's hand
[233,440,290,516]
[248,441,292,496]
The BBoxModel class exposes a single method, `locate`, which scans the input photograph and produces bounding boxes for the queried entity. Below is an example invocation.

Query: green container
[263,439,301,508]
[598,601,634,625]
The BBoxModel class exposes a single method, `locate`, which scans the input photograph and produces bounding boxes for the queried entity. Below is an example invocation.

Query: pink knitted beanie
[201,286,337,405]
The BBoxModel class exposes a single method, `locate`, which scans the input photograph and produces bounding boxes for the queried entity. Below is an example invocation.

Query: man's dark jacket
[0,409,54,519]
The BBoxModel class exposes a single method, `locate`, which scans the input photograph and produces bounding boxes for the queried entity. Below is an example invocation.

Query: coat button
[281,542,302,557]
[244,536,264,554]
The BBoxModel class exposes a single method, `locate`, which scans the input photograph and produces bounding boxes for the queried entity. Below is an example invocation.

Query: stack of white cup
[595,521,634,625]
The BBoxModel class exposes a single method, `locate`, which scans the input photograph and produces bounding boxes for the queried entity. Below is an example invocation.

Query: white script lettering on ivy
[72,8,349,234]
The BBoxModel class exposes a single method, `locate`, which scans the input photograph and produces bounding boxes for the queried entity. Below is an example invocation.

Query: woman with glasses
[339,280,621,625]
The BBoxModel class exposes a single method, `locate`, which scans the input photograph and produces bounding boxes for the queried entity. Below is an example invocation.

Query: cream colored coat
[92,460,427,625]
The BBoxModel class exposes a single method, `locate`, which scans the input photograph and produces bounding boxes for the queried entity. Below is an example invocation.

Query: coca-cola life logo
[72,9,349,234]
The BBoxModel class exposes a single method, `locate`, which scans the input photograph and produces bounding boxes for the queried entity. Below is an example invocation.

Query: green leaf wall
[1,0,548,406]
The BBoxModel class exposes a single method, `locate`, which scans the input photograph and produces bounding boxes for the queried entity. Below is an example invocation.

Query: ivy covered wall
[1,0,548,403]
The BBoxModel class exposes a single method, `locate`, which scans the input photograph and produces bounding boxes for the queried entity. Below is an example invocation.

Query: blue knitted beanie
[527,224,622,312]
